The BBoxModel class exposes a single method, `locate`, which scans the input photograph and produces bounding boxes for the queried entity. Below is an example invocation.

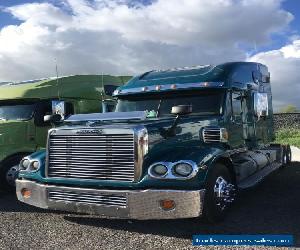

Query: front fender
[143,145,226,183]
[0,145,37,163]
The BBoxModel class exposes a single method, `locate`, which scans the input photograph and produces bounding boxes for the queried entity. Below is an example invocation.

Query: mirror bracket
[160,105,192,138]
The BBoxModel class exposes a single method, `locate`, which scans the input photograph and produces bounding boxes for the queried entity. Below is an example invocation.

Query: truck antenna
[55,57,60,100]
[253,41,259,70]
[101,73,104,99]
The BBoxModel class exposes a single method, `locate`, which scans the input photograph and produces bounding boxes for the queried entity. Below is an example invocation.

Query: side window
[34,101,52,127]
[254,93,268,118]
[65,102,74,116]
[232,92,242,117]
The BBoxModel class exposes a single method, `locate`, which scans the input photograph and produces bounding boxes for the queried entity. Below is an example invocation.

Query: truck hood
[66,111,148,122]
[61,111,222,156]
[23,113,224,189]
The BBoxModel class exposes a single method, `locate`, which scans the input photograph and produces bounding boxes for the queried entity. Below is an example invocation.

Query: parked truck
[16,62,291,222]
[0,75,130,190]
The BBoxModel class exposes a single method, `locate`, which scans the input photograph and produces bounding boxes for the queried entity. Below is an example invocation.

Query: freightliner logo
[76,129,104,135]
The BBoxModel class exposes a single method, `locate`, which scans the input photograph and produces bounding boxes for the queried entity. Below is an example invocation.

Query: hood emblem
[76,129,103,135]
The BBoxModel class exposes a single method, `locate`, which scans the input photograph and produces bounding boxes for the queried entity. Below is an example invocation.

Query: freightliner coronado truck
[0,75,130,190]
[17,62,292,222]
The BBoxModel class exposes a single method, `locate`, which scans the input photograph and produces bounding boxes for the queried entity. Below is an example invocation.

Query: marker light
[21,188,32,199]
[220,128,229,142]
[160,199,175,210]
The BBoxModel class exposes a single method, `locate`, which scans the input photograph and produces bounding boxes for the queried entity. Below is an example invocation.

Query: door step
[237,162,282,189]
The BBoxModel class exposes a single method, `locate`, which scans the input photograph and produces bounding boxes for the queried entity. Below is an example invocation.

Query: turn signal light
[21,188,32,199]
[160,199,175,210]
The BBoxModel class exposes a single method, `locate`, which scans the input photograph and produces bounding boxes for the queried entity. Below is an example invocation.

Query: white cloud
[249,39,300,111]
[0,0,297,109]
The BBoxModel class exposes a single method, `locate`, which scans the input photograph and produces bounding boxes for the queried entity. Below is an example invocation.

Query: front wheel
[0,155,24,191]
[202,163,236,223]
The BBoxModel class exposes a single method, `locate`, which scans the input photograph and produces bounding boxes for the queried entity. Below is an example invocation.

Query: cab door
[241,91,257,148]
[253,92,269,146]
[228,91,245,148]
[34,100,52,148]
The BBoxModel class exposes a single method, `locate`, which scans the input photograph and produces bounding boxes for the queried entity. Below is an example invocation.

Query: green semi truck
[0,75,130,190]
[17,62,291,222]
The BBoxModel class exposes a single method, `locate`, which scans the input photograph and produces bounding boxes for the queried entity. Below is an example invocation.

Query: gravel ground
[0,163,300,250]
[274,113,300,130]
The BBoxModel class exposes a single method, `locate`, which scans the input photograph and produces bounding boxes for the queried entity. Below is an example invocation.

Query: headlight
[20,159,30,170]
[148,160,198,179]
[20,159,40,171]
[173,162,193,177]
[30,161,40,171]
[151,164,168,176]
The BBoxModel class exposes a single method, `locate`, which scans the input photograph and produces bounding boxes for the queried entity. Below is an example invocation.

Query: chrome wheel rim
[213,176,235,210]
[6,165,19,187]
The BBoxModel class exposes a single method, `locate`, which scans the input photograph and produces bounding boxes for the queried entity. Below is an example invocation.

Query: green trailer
[0,75,131,190]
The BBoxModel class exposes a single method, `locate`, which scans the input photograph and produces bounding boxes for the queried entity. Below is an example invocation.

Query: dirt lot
[0,162,299,250]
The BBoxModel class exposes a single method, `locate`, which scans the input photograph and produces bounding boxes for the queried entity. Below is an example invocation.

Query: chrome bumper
[16,179,205,220]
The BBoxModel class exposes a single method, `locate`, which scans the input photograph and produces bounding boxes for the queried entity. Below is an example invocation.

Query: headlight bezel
[148,160,198,180]
[19,158,41,172]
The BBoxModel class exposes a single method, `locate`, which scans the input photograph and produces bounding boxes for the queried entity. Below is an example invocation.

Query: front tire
[0,155,24,191]
[202,163,236,223]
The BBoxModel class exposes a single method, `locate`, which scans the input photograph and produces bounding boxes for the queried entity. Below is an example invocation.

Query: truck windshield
[0,104,36,121]
[115,91,224,117]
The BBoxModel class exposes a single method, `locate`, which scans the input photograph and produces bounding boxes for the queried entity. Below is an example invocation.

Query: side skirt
[237,161,282,189]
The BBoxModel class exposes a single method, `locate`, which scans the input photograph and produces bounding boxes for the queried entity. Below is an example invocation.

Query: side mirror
[103,85,119,96]
[102,99,116,113]
[171,105,192,116]
[44,114,62,124]
[259,110,267,120]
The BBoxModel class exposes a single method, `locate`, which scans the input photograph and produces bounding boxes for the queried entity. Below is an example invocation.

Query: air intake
[202,127,228,143]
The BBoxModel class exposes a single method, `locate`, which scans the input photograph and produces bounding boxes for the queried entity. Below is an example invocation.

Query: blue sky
[0,0,299,109]
[1,0,299,53]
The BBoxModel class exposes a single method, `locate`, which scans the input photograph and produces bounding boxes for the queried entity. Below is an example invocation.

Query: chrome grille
[47,132,135,182]
[48,190,127,208]
[202,127,222,143]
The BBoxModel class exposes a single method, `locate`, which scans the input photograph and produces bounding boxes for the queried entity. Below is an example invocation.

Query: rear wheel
[282,145,292,167]
[286,145,292,164]
[0,155,24,191]
[202,163,236,223]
